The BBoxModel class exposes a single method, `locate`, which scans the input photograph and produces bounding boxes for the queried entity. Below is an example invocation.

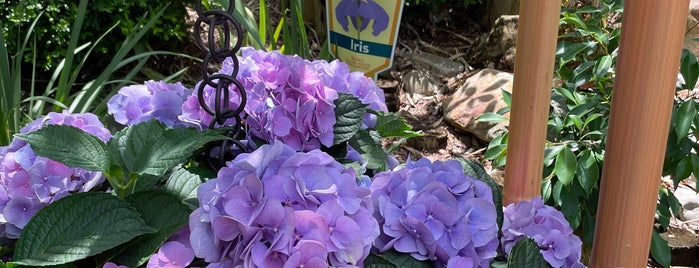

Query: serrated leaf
[650,230,671,268]
[374,111,421,138]
[364,250,432,268]
[13,192,155,266]
[105,190,192,267]
[674,101,695,140]
[142,129,226,176]
[348,130,387,170]
[108,120,166,174]
[457,158,503,229]
[554,146,577,185]
[507,238,550,268]
[164,166,212,208]
[333,93,369,144]
[108,120,228,177]
[15,124,109,172]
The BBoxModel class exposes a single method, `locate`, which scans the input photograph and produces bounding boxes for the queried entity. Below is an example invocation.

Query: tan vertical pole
[502,0,560,205]
[589,0,688,267]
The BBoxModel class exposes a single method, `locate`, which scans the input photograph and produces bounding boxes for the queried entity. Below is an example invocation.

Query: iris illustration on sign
[336,0,389,37]
[327,0,404,79]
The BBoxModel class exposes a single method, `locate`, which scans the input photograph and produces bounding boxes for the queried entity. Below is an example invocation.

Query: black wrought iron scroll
[193,0,247,170]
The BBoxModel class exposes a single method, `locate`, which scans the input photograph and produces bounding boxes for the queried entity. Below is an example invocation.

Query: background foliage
[1,0,193,70]
[482,0,697,266]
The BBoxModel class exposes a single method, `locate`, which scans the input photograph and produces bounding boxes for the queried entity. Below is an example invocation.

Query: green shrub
[481,0,694,265]
[0,0,192,70]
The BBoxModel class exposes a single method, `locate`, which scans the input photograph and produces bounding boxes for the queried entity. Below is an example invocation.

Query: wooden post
[502,0,560,205]
[589,0,689,267]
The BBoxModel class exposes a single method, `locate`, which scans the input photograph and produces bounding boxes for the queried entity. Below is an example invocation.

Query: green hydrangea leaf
[103,190,192,267]
[507,238,550,268]
[13,192,156,266]
[334,93,368,145]
[164,166,212,209]
[15,124,109,172]
[108,120,228,177]
[363,250,432,268]
[348,130,387,170]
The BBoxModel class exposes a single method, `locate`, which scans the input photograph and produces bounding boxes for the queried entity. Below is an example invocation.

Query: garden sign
[326,0,404,79]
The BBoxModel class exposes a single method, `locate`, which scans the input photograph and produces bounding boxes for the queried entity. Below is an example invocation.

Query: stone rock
[402,69,441,96]
[411,52,464,78]
[480,0,520,29]
[443,69,513,142]
[691,0,699,20]
[467,15,519,71]
[675,184,699,230]
[684,3,699,66]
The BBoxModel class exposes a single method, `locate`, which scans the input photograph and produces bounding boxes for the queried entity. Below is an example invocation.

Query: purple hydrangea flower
[182,48,388,152]
[103,262,129,268]
[147,226,195,268]
[237,48,338,151]
[108,80,192,127]
[180,57,245,130]
[0,111,111,239]
[189,142,379,267]
[370,158,498,267]
[501,197,586,268]
[312,59,388,128]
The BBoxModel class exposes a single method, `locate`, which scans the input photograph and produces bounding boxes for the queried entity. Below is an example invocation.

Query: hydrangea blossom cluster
[370,158,498,267]
[189,142,379,267]
[180,57,245,130]
[147,226,196,268]
[107,80,192,128]
[235,48,338,151]
[180,47,388,151]
[311,59,388,128]
[501,197,585,268]
[0,112,112,239]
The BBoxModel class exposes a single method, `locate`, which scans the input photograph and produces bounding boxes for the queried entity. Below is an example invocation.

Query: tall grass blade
[273,16,285,51]
[232,0,264,49]
[0,11,44,145]
[70,4,169,113]
[54,0,88,110]
[259,0,269,48]
[290,0,309,58]
[0,27,13,145]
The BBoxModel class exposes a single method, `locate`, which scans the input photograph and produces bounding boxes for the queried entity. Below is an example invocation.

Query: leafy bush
[483,0,699,266]
[0,0,199,146]
[0,47,583,267]
[0,0,192,70]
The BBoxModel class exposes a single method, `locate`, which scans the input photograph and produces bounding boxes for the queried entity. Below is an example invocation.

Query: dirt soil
[375,3,500,177]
